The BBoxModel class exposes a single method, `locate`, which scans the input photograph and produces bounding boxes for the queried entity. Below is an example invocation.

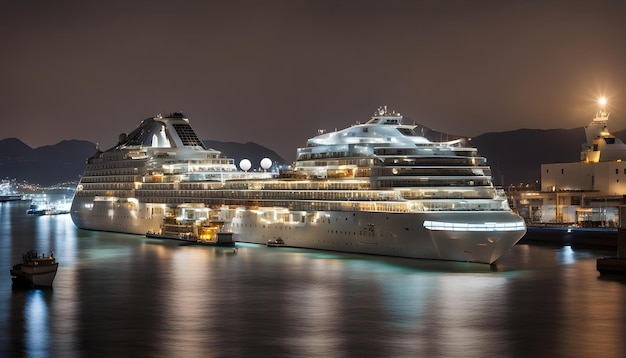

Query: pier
[597,206,626,274]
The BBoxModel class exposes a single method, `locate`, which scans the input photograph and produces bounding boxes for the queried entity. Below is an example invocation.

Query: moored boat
[27,201,71,216]
[0,180,23,202]
[266,238,286,247]
[145,214,236,246]
[145,231,236,247]
[10,250,59,288]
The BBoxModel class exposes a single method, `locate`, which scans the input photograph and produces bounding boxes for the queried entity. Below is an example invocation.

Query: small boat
[266,238,286,247]
[0,180,23,202]
[27,203,70,216]
[0,195,22,202]
[145,231,236,247]
[10,250,59,288]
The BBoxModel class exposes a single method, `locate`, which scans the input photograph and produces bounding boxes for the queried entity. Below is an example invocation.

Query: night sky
[2,0,626,161]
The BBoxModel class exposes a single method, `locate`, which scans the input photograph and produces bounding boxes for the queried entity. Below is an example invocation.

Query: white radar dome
[260,157,272,170]
[239,159,252,171]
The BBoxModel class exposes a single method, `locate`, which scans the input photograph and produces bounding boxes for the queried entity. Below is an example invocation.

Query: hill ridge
[3,127,625,186]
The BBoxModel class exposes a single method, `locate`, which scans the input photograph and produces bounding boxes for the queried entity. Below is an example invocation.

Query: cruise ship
[71,107,526,263]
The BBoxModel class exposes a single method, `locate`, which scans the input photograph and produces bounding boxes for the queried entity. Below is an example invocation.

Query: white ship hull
[70,197,164,234]
[72,197,524,264]
[233,210,523,264]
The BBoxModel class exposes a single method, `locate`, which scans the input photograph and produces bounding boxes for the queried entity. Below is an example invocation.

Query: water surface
[1,199,625,357]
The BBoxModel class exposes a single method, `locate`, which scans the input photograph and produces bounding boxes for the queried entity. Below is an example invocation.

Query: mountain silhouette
[2,127,623,187]
[203,140,286,171]
[471,127,587,186]
[0,138,95,186]
[0,138,286,186]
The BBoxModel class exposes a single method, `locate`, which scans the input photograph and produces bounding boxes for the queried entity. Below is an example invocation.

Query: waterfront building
[512,99,626,227]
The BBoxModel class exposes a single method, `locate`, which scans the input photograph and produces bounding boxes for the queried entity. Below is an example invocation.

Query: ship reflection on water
[1,200,625,357]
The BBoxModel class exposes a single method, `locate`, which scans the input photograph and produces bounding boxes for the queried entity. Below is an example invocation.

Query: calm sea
[1,197,625,358]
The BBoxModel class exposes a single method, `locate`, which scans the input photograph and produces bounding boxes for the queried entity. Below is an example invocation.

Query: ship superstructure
[71,108,526,263]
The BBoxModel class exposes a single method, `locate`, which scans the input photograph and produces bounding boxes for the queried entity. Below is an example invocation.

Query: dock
[597,207,626,274]
[521,226,618,249]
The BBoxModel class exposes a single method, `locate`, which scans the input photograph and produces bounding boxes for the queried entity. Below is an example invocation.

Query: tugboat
[10,250,59,288]
[145,214,236,247]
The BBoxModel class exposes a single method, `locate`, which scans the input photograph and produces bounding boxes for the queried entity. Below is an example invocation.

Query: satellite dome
[239,159,251,172]
[260,157,272,170]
